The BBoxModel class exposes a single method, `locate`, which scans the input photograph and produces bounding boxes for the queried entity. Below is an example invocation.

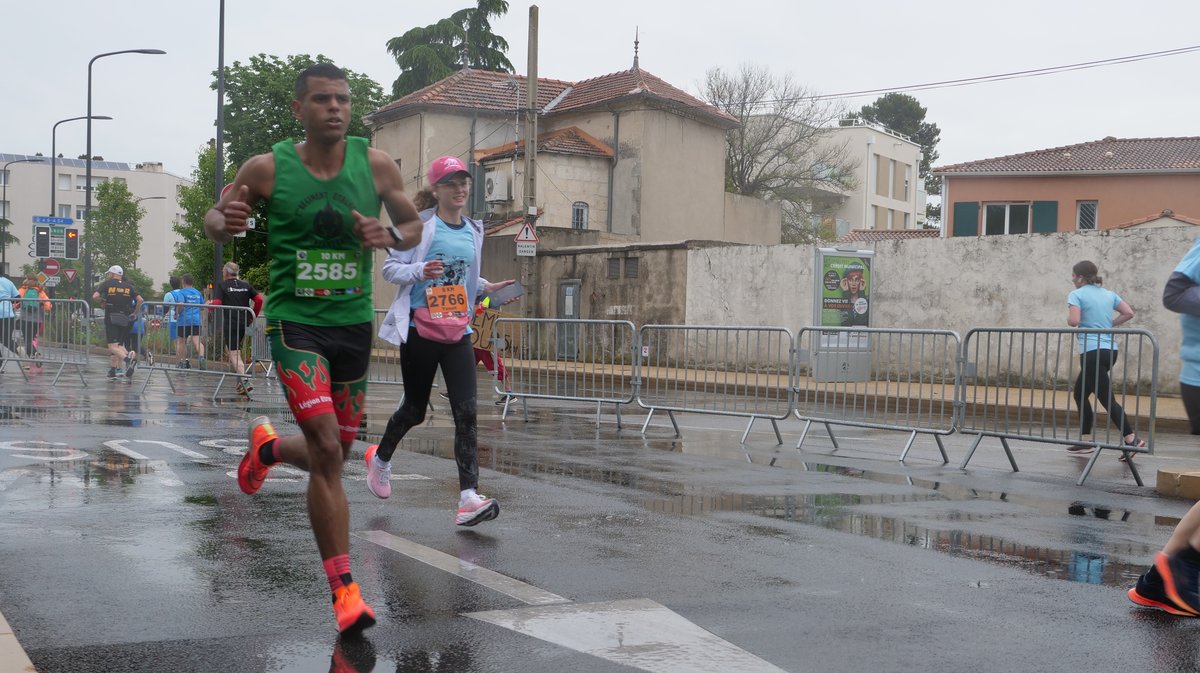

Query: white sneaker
[455,492,499,526]
[364,445,391,499]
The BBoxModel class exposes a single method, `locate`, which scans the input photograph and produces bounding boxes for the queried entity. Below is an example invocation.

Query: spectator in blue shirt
[0,274,18,363]
[174,273,207,369]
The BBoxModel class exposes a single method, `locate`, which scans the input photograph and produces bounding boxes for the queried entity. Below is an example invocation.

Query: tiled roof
[1112,209,1200,229]
[550,68,738,128]
[368,67,737,129]
[836,229,942,243]
[484,215,525,236]
[475,126,613,162]
[371,69,572,117]
[934,137,1200,175]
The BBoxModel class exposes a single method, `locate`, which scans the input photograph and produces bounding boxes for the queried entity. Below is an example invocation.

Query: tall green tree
[387,0,514,98]
[857,93,942,223]
[0,218,16,275]
[174,142,235,289]
[91,181,145,274]
[220,54,386,168]
[705,64,858,244]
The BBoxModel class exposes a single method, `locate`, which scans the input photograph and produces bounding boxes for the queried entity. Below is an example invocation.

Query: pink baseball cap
[427,155,471,186]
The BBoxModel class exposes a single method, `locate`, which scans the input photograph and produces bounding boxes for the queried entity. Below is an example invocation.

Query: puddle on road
[366,420,1170,591]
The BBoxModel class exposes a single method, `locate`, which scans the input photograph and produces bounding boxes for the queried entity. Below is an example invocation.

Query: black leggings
[1073,349,1132,437]
[1182,382,1200,435]
[376,326,479,490]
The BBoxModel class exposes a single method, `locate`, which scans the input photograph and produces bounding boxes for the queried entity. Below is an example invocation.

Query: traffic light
[34,226,49,258]
[65,228,79,260]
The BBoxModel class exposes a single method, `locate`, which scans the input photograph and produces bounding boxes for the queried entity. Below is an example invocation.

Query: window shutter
[952,202,979,237]
[1032,201,1058,233]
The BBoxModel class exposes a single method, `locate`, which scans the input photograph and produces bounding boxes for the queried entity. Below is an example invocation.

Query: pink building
[934,136,1200,237]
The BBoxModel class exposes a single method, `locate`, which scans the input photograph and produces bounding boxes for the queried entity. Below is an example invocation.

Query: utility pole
[212,0,227,292]
[522,5,539,318]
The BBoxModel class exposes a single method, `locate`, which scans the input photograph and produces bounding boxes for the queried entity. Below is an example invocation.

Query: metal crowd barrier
[957,327,1158,486]
[136,301,258,401]
[636,325,793,444]
[247,315,274,376]
[792,327,960,463]
[0,298,91,386]
[493,317,638,428]
[366,308,404,387]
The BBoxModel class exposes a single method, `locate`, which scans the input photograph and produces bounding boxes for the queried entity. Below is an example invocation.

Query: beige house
[934,136,1200,237]
[809,119,926,238]
[364,66,779,245]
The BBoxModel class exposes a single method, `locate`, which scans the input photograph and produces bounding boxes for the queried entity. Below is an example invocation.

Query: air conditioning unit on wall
[484,170,510,202]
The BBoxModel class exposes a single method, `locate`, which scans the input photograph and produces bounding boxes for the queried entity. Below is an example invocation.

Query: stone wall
[684,226,1200,391]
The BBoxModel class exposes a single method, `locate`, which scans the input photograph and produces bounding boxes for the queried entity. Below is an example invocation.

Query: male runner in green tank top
[204,62,421,635]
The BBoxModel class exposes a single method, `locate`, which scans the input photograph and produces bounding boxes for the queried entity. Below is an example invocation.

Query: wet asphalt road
[2,359,1200,673]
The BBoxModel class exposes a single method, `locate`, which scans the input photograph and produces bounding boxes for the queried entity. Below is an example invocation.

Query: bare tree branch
[705,64,859,244]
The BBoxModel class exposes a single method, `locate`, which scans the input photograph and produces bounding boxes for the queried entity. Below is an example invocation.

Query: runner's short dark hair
[295,62,347,99]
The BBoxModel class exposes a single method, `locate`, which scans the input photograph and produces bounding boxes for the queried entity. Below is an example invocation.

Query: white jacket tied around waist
[377,207,485,346]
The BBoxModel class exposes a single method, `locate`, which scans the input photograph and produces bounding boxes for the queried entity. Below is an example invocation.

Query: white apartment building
[811,120,927,238]
[0,152,190,286]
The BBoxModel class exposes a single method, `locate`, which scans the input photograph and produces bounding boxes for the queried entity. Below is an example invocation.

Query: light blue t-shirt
[176,287,206,327]
[1176,238,1200,385]
[409,216,477,311]
[1067,283,1122,353]
[0,277,17,319]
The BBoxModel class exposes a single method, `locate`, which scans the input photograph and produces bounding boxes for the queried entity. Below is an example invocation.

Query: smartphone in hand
[484,280,524,306]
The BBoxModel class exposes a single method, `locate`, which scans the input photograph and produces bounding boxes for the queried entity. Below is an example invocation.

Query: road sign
[43,276,60,287]
[43,259,60,276]
[515,221,538,257]
[64,269,77,282]
[32,216,73,226]
[515,222,539,243]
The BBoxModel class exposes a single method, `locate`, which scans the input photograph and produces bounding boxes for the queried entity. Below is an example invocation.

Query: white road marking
[354,530,569,606]
[467,599,790,673]
[0,440,89,462]
[101,439,150,461]
[131,440,207,460]
[102,440,182,487]
[356,531,788,673]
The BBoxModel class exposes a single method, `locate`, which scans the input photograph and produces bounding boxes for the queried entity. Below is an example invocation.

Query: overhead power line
[767,44,1200,105]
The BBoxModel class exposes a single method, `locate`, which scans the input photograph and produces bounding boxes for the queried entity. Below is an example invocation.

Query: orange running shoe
[239,416,277,495]
[332,582,376,634]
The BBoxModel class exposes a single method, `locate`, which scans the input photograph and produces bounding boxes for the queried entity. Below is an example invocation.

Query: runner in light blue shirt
[1164,237,1200,434]
[1065,260,1141,455]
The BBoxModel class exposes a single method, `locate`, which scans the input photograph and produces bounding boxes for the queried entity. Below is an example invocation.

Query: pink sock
[322,554,352,593]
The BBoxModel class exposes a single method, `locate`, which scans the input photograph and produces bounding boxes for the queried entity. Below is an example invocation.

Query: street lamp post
[51,115,112,217]
[2,157,45,277]
[84,48,165,296]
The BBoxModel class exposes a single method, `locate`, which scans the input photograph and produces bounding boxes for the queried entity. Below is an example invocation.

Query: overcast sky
[5,0,1198,183]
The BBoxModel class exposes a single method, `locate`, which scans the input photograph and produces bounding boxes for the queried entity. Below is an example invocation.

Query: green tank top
[266,136,380,326]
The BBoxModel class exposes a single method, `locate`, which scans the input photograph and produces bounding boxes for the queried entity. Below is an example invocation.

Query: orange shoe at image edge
[1127,587,1195,616]
[333,582,376,634]
[239,416,277,495]
[1154,551,1200,616]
